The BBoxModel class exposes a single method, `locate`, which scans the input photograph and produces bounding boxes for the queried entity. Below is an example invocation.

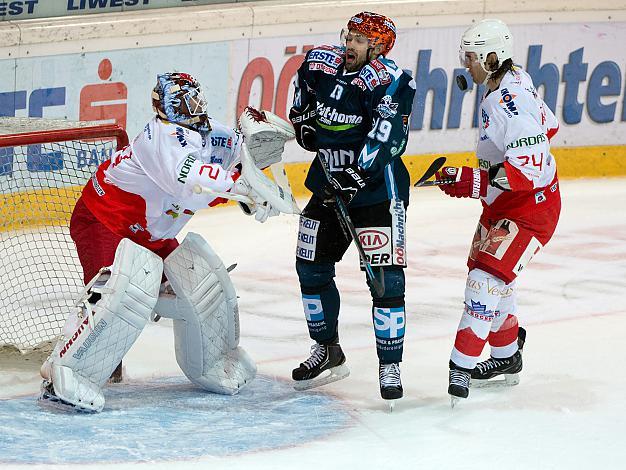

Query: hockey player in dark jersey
[289,11,416,402]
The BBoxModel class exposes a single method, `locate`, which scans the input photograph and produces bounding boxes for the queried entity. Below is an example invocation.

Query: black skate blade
[38,391,97,414]
[293,364,350,391]
[38,382,99,414]
[471,373,520,389]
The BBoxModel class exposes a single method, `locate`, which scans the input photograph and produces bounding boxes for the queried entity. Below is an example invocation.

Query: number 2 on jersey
[199,164,221,179]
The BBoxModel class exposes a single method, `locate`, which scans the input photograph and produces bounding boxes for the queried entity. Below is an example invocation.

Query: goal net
[0,117,128,354]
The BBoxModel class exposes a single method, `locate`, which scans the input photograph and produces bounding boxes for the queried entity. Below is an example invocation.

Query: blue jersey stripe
[384,161,398,199]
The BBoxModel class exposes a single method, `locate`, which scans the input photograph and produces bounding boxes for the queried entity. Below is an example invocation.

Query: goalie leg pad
[155,232,256,395]
[41,238,163,412]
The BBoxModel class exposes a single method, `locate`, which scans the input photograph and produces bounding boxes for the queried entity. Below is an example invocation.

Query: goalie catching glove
[238,106,295,169]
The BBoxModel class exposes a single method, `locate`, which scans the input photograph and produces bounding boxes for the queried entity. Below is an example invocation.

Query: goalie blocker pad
[154,232,256,395]
[237,143,300,215]
[40,238,163,412]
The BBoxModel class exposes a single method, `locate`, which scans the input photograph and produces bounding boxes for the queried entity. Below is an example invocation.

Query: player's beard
[345,49,367,72]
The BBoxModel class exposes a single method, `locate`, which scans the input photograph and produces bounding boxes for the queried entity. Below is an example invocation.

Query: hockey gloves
[436,166,488,199]
[289,105,317,152]
[238,200,279,223]
[232,178,279,223]
[323,166,367,204]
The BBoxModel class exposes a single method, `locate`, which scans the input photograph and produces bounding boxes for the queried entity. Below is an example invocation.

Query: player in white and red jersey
[39,73,293,412]
[74,74,275,276]
[435,20,561,403]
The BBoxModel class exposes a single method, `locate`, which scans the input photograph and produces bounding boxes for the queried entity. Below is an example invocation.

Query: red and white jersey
[81,116,242,251]
[477,67,560,218]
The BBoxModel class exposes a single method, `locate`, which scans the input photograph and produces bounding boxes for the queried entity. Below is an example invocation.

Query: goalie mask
[345,11,397,56]
[152,73,211,133]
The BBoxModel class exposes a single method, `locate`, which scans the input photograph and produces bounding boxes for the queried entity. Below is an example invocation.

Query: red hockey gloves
[436,166,488,199]
[289,105,317,152]
[323,166,367,204]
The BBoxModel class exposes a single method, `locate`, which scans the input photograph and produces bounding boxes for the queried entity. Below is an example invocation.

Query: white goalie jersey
[81,116,243,250]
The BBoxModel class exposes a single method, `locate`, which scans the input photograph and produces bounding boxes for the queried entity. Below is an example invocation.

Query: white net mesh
[0,118,127,352]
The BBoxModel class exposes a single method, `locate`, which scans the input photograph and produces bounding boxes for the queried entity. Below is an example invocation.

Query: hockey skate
[38,381,93,413]
[471,327,526,389]
[379,362,403,411]
[38,344,102,413]
[448,361,471,408]
[292,342,350,391]
[38,368,103,414]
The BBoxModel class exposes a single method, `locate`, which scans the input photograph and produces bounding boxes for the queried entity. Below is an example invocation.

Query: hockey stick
[316,155,385,297]
[269,161,301,214]
[416,178,455,187]
[412,156,447,187]
[193,184,255,204]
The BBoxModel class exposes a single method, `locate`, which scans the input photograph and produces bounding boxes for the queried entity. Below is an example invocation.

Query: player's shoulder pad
[304,44,345,75]
[487,67,536,120]
[134,117,157,145]
[512,66,544,102]
[154,118,202,150]
[206,117,242,150]
[352,57,408,92]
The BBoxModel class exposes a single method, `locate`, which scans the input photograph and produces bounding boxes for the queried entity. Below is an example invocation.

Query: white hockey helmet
[459,19,513,79]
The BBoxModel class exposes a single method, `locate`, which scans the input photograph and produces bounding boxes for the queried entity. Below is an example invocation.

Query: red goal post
[0,118,128,352]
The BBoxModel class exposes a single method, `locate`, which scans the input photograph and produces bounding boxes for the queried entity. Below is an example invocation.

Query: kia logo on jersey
[358,229,389,251]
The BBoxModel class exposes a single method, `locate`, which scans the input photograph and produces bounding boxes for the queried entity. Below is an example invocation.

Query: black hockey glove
[289,105,317,152]
[323,166,367,204]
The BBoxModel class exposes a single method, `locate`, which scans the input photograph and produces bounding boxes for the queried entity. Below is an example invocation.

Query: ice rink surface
[1,178,625,469]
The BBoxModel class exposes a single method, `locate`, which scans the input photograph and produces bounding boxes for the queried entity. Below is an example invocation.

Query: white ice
[1,178,625,469]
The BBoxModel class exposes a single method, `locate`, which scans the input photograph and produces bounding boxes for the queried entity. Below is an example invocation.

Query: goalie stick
[412,156,448,187]
[193,185,254,203]
[316,155,385,298]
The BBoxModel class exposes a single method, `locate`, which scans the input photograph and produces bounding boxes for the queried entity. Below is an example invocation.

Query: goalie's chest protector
[81,117,239,249]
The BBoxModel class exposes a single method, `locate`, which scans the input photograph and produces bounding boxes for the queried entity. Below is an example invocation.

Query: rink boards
[0,1,624,197]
